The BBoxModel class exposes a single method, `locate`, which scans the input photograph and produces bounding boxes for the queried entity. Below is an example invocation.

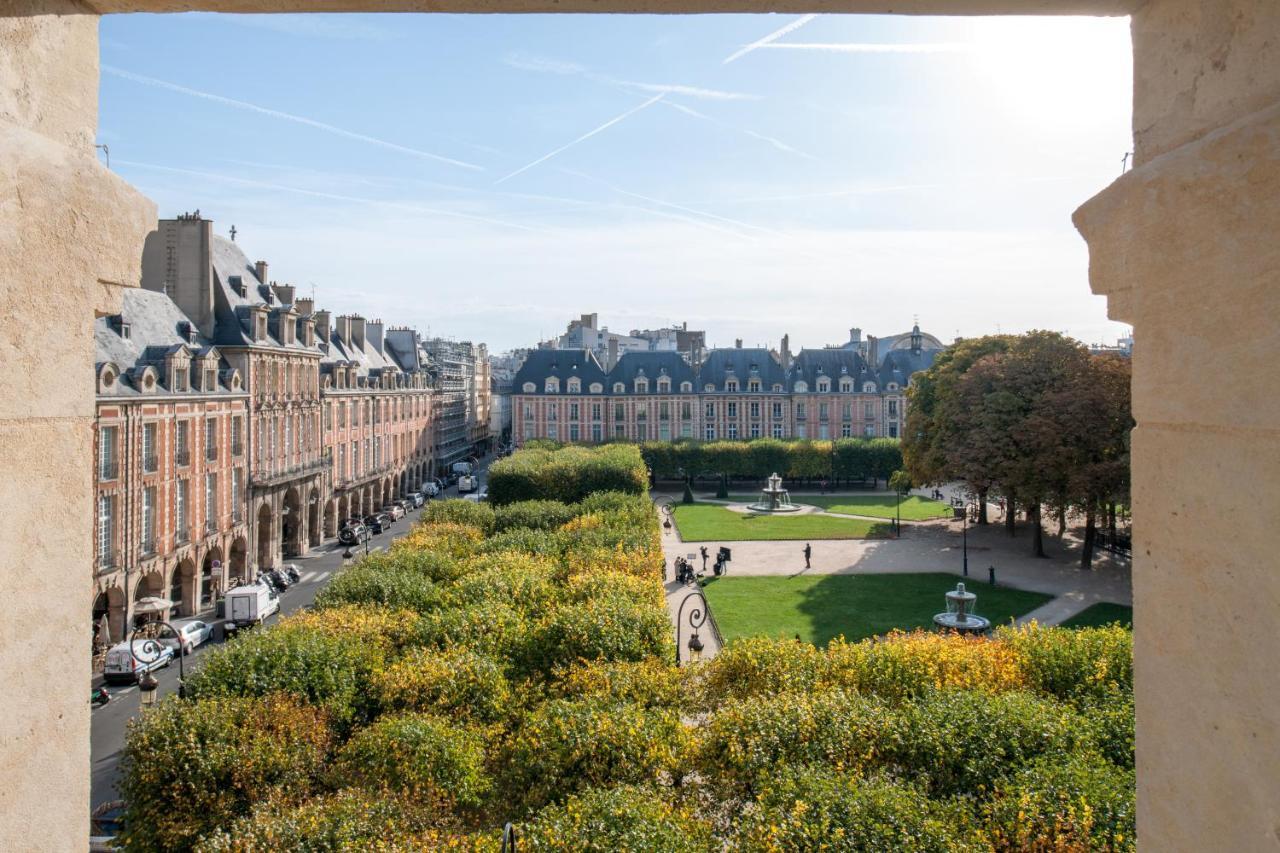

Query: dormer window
[725,380,739,392]
[522,382,536,394]
[863,382,877,393]
[614,382,625,394]
[748,379,761,392]
[840,378,853,392]
[567,378,581,393]
[704,383,715,393]
[589,382,603,394]
[680,381,693,393]
[635,378,649,393]
[772,383,783,392]
[204,367,217,392]
[887,382,899,391]
[657,379,670,393]
[794,380,809,393]
[545,377,560,393]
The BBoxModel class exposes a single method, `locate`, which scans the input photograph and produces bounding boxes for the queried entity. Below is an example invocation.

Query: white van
[224,584,280,632]
[452,461,473,476]
[103,638,173,685]
[457,474,478,493]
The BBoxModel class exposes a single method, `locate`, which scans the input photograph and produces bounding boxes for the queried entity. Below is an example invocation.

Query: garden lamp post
[138,668,159,709]
[962,502,969,577]
[129,619,185,703]
[675,590,709,667]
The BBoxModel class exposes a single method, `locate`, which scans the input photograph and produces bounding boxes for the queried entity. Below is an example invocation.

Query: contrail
[665,101,817,161]
[102,65,484,172]
[116,160,551,233]
[495,94,666,185]
[758,42,971,54]
[723,14,817,65]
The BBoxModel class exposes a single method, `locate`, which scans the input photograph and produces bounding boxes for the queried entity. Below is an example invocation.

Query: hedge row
[486,443,649,505]
[121,444,1134,851]
[641,436,904,484]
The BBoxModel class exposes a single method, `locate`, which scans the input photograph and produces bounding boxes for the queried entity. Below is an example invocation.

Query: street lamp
[960,499,969,577]
[675,590,709,667]
[129,619,185,704]
[138,668,159,709]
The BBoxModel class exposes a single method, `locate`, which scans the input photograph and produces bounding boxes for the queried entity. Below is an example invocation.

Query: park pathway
[658,505,724,663]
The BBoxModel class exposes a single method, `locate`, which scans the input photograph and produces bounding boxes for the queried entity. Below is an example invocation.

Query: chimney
[351,315,367,352]
[295,297,314,317]
[254,260,269,285]
[366,319,385,355]
[781,333,792,370]
[273,283,295,306]
[850,327,862,344]
[335,314,352,348]
[735,338,743,349]
[867,335,879,368]
[607,337,619,371]
[313,310,331,346]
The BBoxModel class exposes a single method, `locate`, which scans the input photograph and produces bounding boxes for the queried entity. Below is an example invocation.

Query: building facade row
[92,214,491,648]
[511,329,941,446]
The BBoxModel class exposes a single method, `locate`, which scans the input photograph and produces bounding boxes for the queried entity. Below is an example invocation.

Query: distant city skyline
[100,13,1134,352]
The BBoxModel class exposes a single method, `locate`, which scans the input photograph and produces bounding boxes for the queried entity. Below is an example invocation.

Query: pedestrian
[803,542,812,569]
[700,546,709,571]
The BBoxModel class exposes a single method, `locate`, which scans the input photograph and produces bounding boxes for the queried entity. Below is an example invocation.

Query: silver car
[157,619,213,656]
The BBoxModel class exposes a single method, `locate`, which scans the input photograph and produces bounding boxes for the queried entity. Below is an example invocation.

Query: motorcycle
[285,564,301,583]
[91,686,110,707]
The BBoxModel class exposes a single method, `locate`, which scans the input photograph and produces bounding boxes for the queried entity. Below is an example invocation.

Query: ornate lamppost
[675,590,709,667]
[129,620,185,705]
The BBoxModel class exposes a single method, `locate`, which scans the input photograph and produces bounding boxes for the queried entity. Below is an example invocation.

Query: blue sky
[100,13,1133,352]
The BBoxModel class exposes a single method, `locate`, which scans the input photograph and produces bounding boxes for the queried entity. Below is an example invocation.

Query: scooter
[91,686,110,707]
[285,564,301,584]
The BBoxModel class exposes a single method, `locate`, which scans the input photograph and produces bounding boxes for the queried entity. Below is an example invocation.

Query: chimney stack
[350,315,367,352]
[254,260,269,285]
[781,333,792,370]
[735,338,743,349]
[607,337,619,370]
[273,283,295,306]
[313,310,331,346]
[850,327,862,344]
[295,297,314,317]
[335,314,352,348]
[366,319,385,355]
[867,335,879,368]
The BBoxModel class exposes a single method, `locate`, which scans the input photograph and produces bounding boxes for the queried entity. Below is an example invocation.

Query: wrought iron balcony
[206,446,219,462]
[232,441,245,457]
[142,454,159,473]
[175,448,191,467]
[98,461,118,481]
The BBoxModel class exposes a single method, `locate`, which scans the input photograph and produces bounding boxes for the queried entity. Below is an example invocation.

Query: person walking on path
[803,543,812,569]
[700,546,709,572]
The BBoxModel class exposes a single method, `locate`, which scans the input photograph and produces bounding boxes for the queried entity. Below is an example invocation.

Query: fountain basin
[745,473,804,513]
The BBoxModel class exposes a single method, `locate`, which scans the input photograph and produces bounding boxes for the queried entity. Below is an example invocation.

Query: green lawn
[702,573,1053,646]
[673,504,893,541]
[1058,602,1133,629]
[722,493,952,521]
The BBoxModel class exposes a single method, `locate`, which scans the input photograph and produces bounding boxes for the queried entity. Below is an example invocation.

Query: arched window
[680,381,693,393]
[793,380,808,393]
[589,382,603,394]
[613,382,626,394]
[887,382,899,391]
[522,382,535,393]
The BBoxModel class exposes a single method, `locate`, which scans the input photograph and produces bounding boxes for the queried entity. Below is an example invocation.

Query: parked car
[157,619,213,656]
[103,638,173,685]
[408,493,425,508]
[90,800,126,852]
[383,503,405,520]
[464,487,489,503]
[420,481,441,497]
[338,523,366,546]
[364,513,391,534]
[224,583,280,632]
[457,475,479,493]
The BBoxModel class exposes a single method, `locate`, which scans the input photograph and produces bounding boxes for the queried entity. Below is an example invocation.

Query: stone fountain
[746,472,801,513]
[933,582,991,635]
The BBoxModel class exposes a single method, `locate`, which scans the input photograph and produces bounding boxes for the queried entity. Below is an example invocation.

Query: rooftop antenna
[229,224,237,242]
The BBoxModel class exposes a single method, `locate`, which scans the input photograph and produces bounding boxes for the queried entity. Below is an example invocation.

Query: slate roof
[512,349,608,393]
[788,348,877,390]
[697,348,786,391]
[607,351,696,392]
[208,236,318,353]
[95,289,239,397]
[879,347,937,387]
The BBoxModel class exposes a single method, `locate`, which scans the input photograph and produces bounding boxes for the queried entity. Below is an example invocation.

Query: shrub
[826,631,1027,701]
[375,647,514,724]
[1081,690,1135,769]
[695,636,828,708]
[417,599,536,669]
[984,753,1136,851]
[528,595,673,675]
[999,623,1133,702]
[279,605,423,655]
[314,561,440,615]
[700,690,896,793]
[521,785,713,852]
[399,518,487,557]
[502,698,689,812]
[736,768,976,853]
[196,789,441,853]
[488,445,648,505]
[564,570,666,611]
[890,690,1091,797]
[380,545,469,584]
[475,527,567,558]
[332,713,490,809]
[120,694,332,852]
[183,623,385,726]
[445,552,563,615]
[494,499,577,532]
[549,659,685,710]
[420,499,497,534]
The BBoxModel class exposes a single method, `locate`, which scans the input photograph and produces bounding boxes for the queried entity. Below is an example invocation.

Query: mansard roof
[697,348,785,389]
[608,351,695,390]
[789,348,876,387]
[95,289,239,397]
[513,349,608,392]
[209,236,318,353]
[879,347,937,386]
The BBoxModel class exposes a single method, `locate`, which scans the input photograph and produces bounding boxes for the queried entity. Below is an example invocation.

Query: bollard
[988,565,996,586]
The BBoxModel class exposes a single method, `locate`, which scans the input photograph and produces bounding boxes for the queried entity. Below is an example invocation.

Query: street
[90,460,491,811]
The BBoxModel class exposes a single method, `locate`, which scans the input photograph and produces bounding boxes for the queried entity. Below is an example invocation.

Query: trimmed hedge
[488,444,648,505]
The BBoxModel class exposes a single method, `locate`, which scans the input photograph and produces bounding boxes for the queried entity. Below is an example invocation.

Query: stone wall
[1,1,1276,850]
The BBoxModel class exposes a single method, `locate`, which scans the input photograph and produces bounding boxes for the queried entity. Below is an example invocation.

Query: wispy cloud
[504,52,758,101]
[495,94,666,185]
[758,42,971,54]
[664,101,817,161]
[723,14,817,65]
[116,160,548,233]
[102,65,484,172]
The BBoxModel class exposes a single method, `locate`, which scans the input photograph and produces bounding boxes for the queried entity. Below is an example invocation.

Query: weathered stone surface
[78,0,1139,12]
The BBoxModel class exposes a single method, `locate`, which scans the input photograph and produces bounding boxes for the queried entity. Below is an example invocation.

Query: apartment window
[749,401,760,418]
[232,416,244,455]
[680,402,691,421]
[175,479,188,540]
[705,425,716,440]
[889,424,899,438]
[750,423,761,438]
[339,402,347,427]
[142,422,157,473]
[727,424,738,439]
[175,421,190,466]
[819,403,829,421]
[772,402,783,419]
[659,402,670,420]
[819,425,830,439]
[338,445,345,480]
[141,487,156,554]
[205,417,218,461]
[864,424,876,437]
[592,424,603,442]
[635,423,647,440]
[351,441,359,475]
[591,403,601,421]
[614,424,625,438]
[843,403,852,421]
[842,423,853,438]
[727,402,737,418]
[772,424,784,439]
[524,404,534,420]
[705,402,715,419]
[614,403,625,421]
[681,423,692,438]
[888,400,898,417]
[569,403,580,421]
[97,494,114,564]
[797,425,808,438]
[796,403,807,419]
[231,469,243,521]
[547,424,558,440]
[285,416,293,456]
[98,425,118,480]
[659,423,671,440]
[569,424,580,442]
[204,473,217,528]
[864,402,875,418]
[547,406,558,422]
